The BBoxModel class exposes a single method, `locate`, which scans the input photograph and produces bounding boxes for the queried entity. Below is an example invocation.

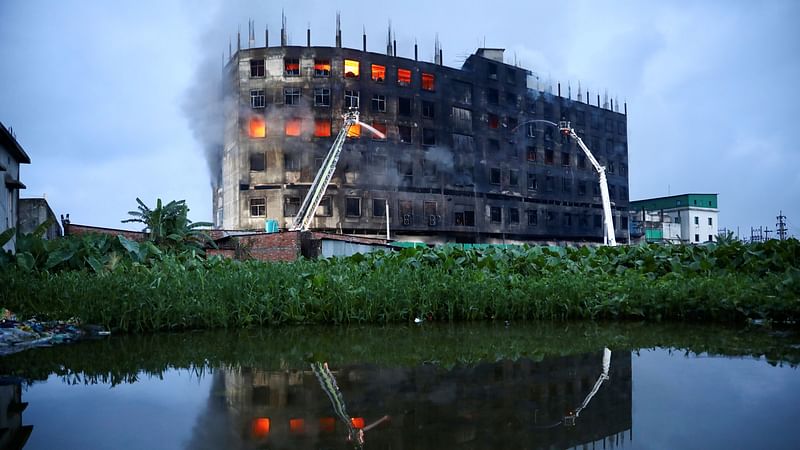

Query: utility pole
[751,226,763,243]
[776,211,787,240]
[764,226,773,241]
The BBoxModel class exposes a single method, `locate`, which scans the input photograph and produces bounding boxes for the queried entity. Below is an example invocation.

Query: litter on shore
[0,308,109,356]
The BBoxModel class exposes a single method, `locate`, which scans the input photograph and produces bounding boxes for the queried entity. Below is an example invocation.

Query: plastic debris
[0,308,110,355]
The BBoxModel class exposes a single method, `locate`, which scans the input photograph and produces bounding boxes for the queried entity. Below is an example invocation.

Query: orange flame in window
[289,418,305,434]
[285,118,302,136]
[422,72,435,91]
[397,68,411,85]
[344,59,360,78]
[314,119,332,137]
[249,117,266,138]
[251,418,270,438]
[371,64,386,82]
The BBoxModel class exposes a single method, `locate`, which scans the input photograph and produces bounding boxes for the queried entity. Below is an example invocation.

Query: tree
[122,198,214,252]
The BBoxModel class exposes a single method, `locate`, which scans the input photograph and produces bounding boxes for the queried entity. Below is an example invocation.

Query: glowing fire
[285,118,301,136]
[289,418,305,434]
[397,68,411,85]
[319,417,336,433]
[314,59,331,76]
[350,417,365,429]
[344,59,360,78]
[314,119,331,137]
[249,117,266,138]
[422,72,435,91]
[251,418,270,438]
[371,64,386,82]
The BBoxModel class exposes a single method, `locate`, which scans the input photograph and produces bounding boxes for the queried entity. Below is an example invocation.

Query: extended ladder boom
[559,121,617,246]
[290,110,359,231]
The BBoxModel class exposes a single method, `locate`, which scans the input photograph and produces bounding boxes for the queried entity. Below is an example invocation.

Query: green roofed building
[629,194,718,244]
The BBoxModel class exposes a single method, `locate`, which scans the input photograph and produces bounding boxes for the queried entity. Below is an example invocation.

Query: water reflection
[311,362,390,447]
[0,377,32,449]
[205,349,631,449]
[4,323,800,449]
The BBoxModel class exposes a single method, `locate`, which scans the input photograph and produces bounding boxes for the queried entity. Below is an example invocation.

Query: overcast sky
[1,0,798,237]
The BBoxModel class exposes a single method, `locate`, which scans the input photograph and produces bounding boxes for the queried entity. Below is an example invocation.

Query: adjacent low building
[0,122,31,252]
[19,197,62,240]
[630,194,719,244]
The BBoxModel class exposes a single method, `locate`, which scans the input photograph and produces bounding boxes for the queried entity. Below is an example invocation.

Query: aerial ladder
[558,121,617,246]
[563,347,612,425]
[289,109,384,231]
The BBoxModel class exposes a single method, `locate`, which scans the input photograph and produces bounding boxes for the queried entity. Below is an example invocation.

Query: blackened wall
[220,45,629,244]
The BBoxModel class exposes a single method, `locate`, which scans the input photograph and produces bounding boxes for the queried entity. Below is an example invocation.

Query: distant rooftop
[475,48,505,62]
[630,194,718,211]
[0,121,31,165]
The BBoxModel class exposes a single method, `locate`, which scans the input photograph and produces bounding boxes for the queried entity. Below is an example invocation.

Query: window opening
[284,197,301,217]
[284,58,300,76]
[314,59,331,77]
[344,59,360,78]
[421,72,435,91]
[284,87,301,105]
[250,198,266,216]
[285,118,301,136]
[314,88,330,106]
[250,89,265,108]
[371,94,386,112]
[314,119,331,137]
[250,59,265,77]
[345,90,359,109]
[397,68,412,86]
[249,117,266,138]
[371,64,386,82]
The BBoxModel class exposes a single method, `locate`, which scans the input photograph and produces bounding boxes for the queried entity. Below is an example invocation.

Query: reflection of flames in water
[249,117,266,138]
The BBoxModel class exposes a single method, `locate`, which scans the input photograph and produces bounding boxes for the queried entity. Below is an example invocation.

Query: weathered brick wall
[206,248,236,259]
[64,223,146,241]
[237,231,302,262]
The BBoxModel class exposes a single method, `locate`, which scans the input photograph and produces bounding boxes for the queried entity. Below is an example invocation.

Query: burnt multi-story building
[216,24,630,244]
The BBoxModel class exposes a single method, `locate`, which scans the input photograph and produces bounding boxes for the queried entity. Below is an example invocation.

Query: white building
[1,122,31,252]
[630,194,719,244]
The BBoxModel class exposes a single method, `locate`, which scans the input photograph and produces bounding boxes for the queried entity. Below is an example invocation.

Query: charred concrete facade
[217,36,630,244]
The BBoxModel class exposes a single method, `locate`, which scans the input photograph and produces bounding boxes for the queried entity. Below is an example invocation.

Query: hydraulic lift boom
[559,121,617,246]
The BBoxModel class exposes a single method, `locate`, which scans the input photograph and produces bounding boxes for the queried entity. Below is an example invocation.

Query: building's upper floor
[1,121,31,252]
[224,45,628,144]
[630,193,718,213]
[0,122,30,190]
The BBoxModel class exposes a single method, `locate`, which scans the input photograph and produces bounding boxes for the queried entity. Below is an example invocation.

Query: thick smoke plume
[182,28,225,189]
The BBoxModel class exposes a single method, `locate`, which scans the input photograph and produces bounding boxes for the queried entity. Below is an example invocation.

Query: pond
[1,322,799,449]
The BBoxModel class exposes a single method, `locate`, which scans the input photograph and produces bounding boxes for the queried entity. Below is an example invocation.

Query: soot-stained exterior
[216,34,630,244]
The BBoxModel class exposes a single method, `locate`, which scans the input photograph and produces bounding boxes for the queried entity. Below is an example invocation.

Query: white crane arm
[559,121,617,246]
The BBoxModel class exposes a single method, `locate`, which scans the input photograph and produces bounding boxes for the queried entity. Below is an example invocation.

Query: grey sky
[1,0,798,237]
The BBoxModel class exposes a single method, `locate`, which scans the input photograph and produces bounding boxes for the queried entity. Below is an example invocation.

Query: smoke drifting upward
[182,30,225,189]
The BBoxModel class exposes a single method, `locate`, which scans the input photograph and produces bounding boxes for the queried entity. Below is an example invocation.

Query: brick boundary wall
[230,231,303,262]
[63,222,146,241]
